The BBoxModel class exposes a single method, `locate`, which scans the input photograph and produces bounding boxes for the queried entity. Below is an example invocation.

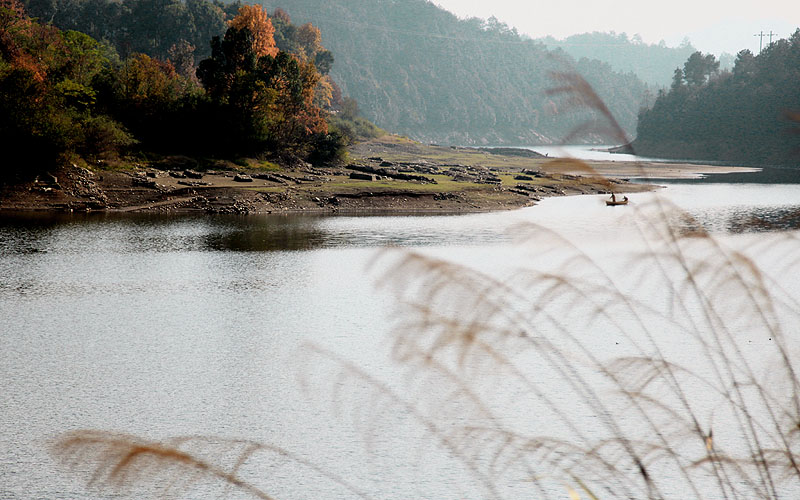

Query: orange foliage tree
[228,4,277,59]
[295,22,322,60]
[0,0,57,82]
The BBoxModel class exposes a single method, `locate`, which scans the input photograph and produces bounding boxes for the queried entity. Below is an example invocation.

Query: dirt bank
[0,136,757,215]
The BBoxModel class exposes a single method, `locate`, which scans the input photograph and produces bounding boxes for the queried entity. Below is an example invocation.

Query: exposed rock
[253,173,289,184]
[350,172,375,181]
[233,174,253,182]
[433,192,460,201]
[347,164,436,183]
[132,177,157,188]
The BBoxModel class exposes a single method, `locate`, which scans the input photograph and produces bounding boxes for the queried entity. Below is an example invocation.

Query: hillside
[245,0,648,145]
[633,34,800,166]
[538,32,697,87]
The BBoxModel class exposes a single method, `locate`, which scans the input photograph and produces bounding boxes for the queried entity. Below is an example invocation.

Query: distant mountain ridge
[245,0,648,145]
[537,32,698,87]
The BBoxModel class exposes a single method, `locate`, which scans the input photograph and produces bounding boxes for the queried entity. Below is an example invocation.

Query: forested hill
[239,0,648,145]
[633,32,800,167]
[538,32,698,87]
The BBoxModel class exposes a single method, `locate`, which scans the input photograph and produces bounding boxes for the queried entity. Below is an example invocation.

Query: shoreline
[0,136,760,216]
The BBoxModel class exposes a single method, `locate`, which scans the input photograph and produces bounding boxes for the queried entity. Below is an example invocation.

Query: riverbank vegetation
[1,0,380,183]
[634,30,800,166]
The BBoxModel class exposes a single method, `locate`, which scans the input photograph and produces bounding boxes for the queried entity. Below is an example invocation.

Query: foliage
[0,2,133,178]
[228,3,278,58]
[195,23,329,157]
[23,0,230,60]
[2,2,360,177]
[682,51,720,86]
[245,0,649,145]
[328,96,384,144]
[634,32,800,166]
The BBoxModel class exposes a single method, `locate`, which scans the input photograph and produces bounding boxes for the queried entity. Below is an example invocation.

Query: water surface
[2,182,800,499]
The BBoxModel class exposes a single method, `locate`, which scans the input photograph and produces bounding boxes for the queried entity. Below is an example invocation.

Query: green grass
[252,161,281,171]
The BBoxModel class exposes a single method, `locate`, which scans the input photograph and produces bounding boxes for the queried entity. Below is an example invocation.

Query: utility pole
[754,31,765,52]
[768,30,776,45]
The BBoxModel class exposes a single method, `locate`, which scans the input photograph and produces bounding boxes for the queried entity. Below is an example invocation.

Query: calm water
[2,182,800,499]
[528,144,669,163]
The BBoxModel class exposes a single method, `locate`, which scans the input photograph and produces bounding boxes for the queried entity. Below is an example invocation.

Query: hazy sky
[432,0,799,55]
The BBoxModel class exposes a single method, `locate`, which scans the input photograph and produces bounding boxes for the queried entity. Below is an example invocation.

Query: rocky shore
[0,136,756,215]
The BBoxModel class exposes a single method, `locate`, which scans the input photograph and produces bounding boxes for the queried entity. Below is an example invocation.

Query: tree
[228,4,277,59]
[314,50,333,75]
[122,0,193,59]
[167,39,195,80]
[270,7,297,53]
[670,67,684,90]
[683,51,719,86]
[185,0,226,59]
[196,21,328,156]
[635,31,800,165]
[732,49,756,81]
[295,22,322,60]
[196,26,257,99]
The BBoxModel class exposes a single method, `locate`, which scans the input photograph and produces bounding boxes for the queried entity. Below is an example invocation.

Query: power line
[754,31,765,53]
[754,30,778,53]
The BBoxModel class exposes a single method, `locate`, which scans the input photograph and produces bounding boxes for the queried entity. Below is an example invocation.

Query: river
[2,177,800,499]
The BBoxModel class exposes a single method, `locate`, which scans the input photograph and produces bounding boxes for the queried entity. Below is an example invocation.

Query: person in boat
[623,196,628,202]
[610,193,616,203]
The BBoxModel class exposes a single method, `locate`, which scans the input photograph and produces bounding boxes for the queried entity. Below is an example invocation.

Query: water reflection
[653,183,800,233]
[1,182,799,259]
[0,211,512,254]
[665,165,800,184]
[2,183,800,500]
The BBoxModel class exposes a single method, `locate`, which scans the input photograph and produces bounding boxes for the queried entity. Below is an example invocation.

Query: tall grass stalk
[52,73,800,499]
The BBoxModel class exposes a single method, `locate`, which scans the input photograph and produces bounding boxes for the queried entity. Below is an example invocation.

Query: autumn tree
[295,22,321,59]
[228,4,277,58]
[1,6,136,177]
[196,19,329,156]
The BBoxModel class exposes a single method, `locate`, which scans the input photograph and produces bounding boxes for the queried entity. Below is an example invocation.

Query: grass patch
[252,161,281,171]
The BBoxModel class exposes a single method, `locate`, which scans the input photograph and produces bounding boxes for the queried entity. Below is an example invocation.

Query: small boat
[606,195,628,206]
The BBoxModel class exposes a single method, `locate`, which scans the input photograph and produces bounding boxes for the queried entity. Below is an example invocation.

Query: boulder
[349,172,375,181]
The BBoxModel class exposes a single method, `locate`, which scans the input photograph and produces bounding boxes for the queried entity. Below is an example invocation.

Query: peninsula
[0,136,758,214]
